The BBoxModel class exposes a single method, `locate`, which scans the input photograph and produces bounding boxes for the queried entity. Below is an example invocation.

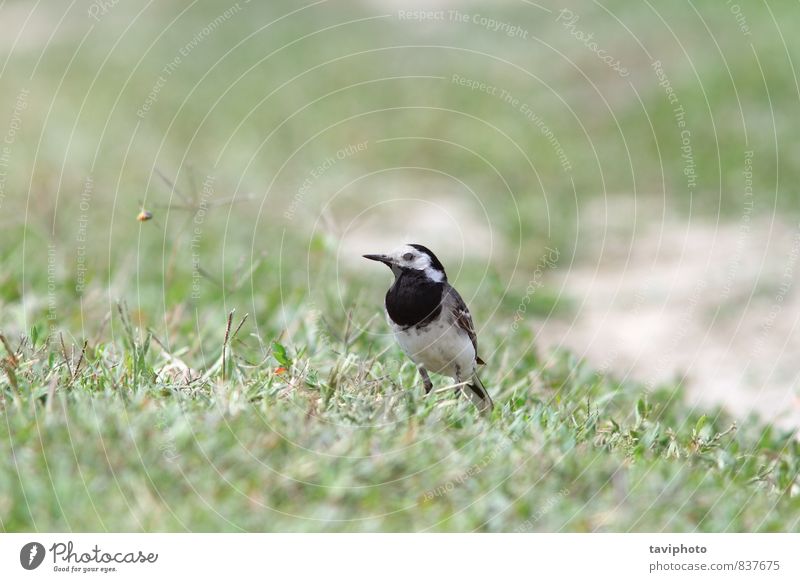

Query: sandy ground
[538,197,800,430]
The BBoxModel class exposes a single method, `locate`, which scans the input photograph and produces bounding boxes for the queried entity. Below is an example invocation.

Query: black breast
[385,269,444,327]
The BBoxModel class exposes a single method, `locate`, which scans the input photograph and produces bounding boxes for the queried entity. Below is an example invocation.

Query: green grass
[1,302,799,532]
[2,0,800,532]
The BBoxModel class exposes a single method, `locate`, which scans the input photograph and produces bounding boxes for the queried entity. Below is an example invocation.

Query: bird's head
[363,244,447,282]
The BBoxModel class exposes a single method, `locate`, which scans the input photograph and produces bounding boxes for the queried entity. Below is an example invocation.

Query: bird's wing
[446,285,485,365]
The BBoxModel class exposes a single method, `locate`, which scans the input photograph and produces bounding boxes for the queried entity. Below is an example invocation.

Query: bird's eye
[403,252,414,261]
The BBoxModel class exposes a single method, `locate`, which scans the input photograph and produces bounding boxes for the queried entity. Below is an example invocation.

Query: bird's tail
[465,374,493,414]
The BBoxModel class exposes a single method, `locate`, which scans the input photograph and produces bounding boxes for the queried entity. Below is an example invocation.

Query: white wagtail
[363,244,493,412]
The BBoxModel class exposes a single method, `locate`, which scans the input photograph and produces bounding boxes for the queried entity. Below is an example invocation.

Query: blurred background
[1,0,799,427]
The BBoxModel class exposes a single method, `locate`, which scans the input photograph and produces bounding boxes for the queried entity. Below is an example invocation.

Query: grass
[1,302,799,532]
[2,0,800,532]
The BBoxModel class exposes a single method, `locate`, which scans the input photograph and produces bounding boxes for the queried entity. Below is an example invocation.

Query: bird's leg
[453,365,465,398]
[419,367,433,394]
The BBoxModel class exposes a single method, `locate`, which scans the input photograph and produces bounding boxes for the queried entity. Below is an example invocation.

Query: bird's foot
[419,367,433,394]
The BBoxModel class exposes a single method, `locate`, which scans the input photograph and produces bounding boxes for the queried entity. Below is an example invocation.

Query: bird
[363,244,493,413]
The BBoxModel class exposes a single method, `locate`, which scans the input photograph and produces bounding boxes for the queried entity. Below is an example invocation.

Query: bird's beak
[362,253,393,266]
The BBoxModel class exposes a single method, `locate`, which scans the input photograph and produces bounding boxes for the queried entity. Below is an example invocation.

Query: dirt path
[538,197,800,430]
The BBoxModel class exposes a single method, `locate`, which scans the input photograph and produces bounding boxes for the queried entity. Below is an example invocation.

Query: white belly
[391,318,476,380]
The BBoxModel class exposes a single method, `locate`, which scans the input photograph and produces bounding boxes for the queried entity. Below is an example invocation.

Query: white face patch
[388,245,445,282]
